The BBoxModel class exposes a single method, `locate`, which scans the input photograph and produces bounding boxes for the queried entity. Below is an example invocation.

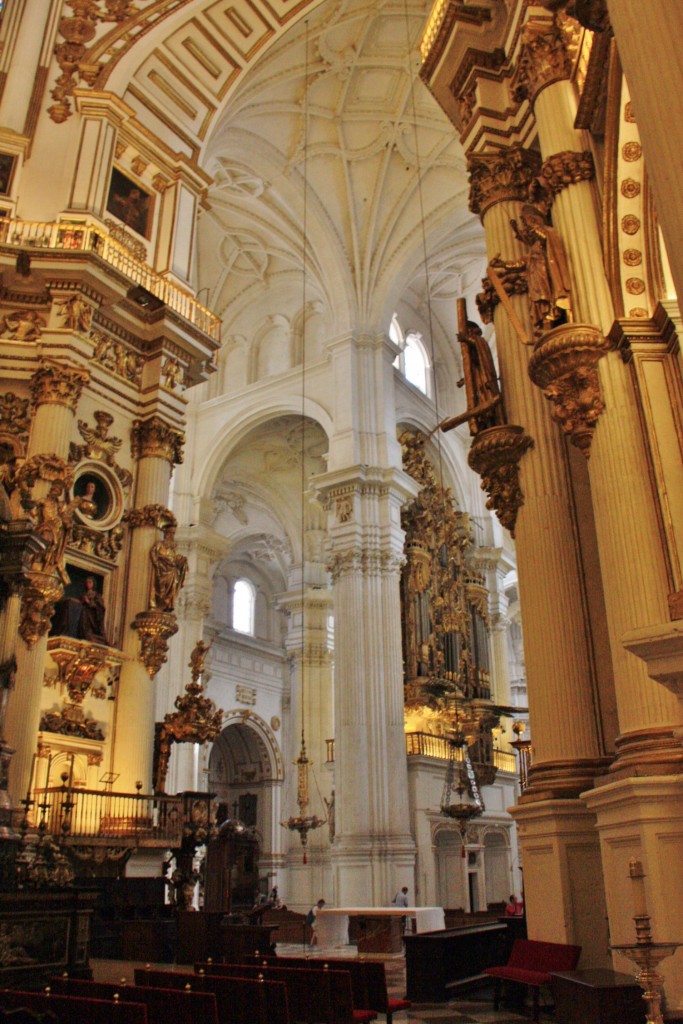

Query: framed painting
[106,167,153,239]
[0,153,16,195]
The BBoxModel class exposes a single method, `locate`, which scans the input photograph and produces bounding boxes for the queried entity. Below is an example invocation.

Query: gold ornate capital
[537,150,595,196]
[30,361,90,411]
[130,417,184,466]
[467,424,535,537]
[476,258,529,324]
[123,504,176,531]
[20,571,64,648]
[512,22,572,105]
[468,146,542,218]
[528,323,610,456]
[132,609,178,677]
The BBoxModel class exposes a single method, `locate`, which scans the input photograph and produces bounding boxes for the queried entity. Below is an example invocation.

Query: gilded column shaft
[481,200,603,775]
[531,79,682,759]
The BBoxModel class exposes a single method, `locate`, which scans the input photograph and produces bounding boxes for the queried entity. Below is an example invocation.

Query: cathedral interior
[0,0,682,1014]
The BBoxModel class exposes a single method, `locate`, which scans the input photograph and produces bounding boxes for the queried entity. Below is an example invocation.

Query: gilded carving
[123,504,176,530]
[131,156,148,176]
[537,150,594,196]
[152,174,171,193]
[626,278,645,295]
[70,522,123,561]
[115,140,127,159]
[624,101,636,123]
[528,323,609,456]
[621,215,640,235]
[132,609,178,677]
[40,702,104,741]
[511,204,573,338]
[46,637,111,704]
[621,178,641,199]
[467,425,535,536]
[0,393,31,438]
[628,307,649,319]
[56,293,93,333]
[623,249,642,266]
[29,362,89,410]
[439,300,505,436]
[130,417,184,465]
[20,572,64,647]
[48,0,136,123]
[161,356,184,391]
[622,141,642,162]
[1,310,46,342]
[468,146,541,218]
[91,330,144,386]
[103,219,147,261]
[70,411,133,488]
[513,22,572,105]
[30,479,83,582]
[476,259,528,324]
[149,524,188,612]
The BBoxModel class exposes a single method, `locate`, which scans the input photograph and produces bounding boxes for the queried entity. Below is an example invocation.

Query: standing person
[392,886,409,934]
[505,894,523,917]
[307,898,326,947]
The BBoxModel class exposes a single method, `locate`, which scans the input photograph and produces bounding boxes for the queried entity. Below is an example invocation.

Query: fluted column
[112,417,184,792]
[4,363,88,805]
[525,27,682,773]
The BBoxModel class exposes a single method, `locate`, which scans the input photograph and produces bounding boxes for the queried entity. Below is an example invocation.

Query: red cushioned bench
[0,990,148,1024]
[52,977,218,1024]
[484,939,581,1021]
[134,967,289,1024]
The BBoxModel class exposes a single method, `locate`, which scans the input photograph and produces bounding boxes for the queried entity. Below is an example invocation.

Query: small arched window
[390,315,430,396]
[232,578,256,635]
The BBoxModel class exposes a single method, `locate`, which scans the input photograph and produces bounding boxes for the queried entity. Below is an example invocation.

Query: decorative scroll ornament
[20,571,64,647]
[70,410,133,488]
[528,323,609,456]
[155,640,223,792]
[132,609,178,678]
[537,150,594,196]
[131,416,185,466]
[467,424,535,537]
[512,22,573,105]
[468,146,542,218]
[30,361,90,411]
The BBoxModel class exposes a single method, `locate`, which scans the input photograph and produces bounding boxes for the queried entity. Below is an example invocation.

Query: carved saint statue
[189,638,213,684]
[511,203,573,338]
[32,480,81,582]
[77,576,109,645]
[439,299,505,437]
[149,525,188,612]
[57,293,92,333]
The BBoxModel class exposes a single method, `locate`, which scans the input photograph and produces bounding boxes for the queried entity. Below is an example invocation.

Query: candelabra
[611,858,680,1024]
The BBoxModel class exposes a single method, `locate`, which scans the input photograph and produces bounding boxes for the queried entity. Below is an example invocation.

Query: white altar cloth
[315,906,445,947]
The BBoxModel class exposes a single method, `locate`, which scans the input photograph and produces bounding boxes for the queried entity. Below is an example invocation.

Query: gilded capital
[130,416,184,465]
[29,362,90,411]
[528,323,610,456]
[513,22,572,105]
[467,424,535,537]
[537,150,594,196]
[468,146,542,218]
[123,504,176,531]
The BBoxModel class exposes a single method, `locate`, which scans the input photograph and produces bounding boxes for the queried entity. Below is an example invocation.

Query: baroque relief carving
[70,411,133,489]
[528,323,610,456]
[123,504,176,530]
[30,362,90,410]
[91,330,144,386]
[468,146,542,218]
[0,393,31,443]
[56,293,93,333]
[537,150,594,196]
[131,416,184,465]
[467,425,535,537]
[1,310,46,342]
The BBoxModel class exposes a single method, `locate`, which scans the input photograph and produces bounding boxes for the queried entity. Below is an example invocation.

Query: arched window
[232,578,256,635]
[390,315,430,396]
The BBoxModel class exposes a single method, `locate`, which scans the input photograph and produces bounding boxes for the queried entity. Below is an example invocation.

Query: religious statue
[511,203,573,338]
[149,525,188,612]
[1,310,45,342]
[189,638,213,684]
[32,480,82,582]
[77,576,109,645]
[56,293,92,333]
[439,299,505,436]
[162,357,183,390]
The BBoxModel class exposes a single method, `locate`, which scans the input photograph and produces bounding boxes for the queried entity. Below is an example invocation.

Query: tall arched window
[232,578,256,635]
[390,315,430,396]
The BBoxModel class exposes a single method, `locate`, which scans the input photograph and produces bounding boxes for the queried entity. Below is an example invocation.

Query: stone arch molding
[213,709,285,783]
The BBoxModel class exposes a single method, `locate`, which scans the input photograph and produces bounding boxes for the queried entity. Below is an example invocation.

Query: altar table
[315,907,445,951]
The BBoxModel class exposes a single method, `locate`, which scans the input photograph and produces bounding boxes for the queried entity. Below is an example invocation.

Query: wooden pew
[51,977,218,1024]
[133,967,289,1024]
[0,990,147,1024]
[251,955,411,1024]
[196,961,376,1024]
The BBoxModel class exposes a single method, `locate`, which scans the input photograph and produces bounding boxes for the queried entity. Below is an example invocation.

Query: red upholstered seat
[484,939,581,1021]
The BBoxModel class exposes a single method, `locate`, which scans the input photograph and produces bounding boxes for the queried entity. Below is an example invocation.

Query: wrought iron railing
[0,219,221,342]
[32,786,184,847]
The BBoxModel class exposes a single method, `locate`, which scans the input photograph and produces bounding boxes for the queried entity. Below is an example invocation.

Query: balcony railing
[405,732,518,774]
[32,786,184,848]
[0,219,221,343]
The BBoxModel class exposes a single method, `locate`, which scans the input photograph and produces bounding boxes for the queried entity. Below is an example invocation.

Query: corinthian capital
[131,416,184,465]
[30,361,89,411]
[468,146,542,218]
[513,22,572,105]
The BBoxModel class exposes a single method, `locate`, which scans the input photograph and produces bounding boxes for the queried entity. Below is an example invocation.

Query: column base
[508,796,611,969]
[520,756,613,802]
[609,726,683,780]
[582,775,683,1013]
